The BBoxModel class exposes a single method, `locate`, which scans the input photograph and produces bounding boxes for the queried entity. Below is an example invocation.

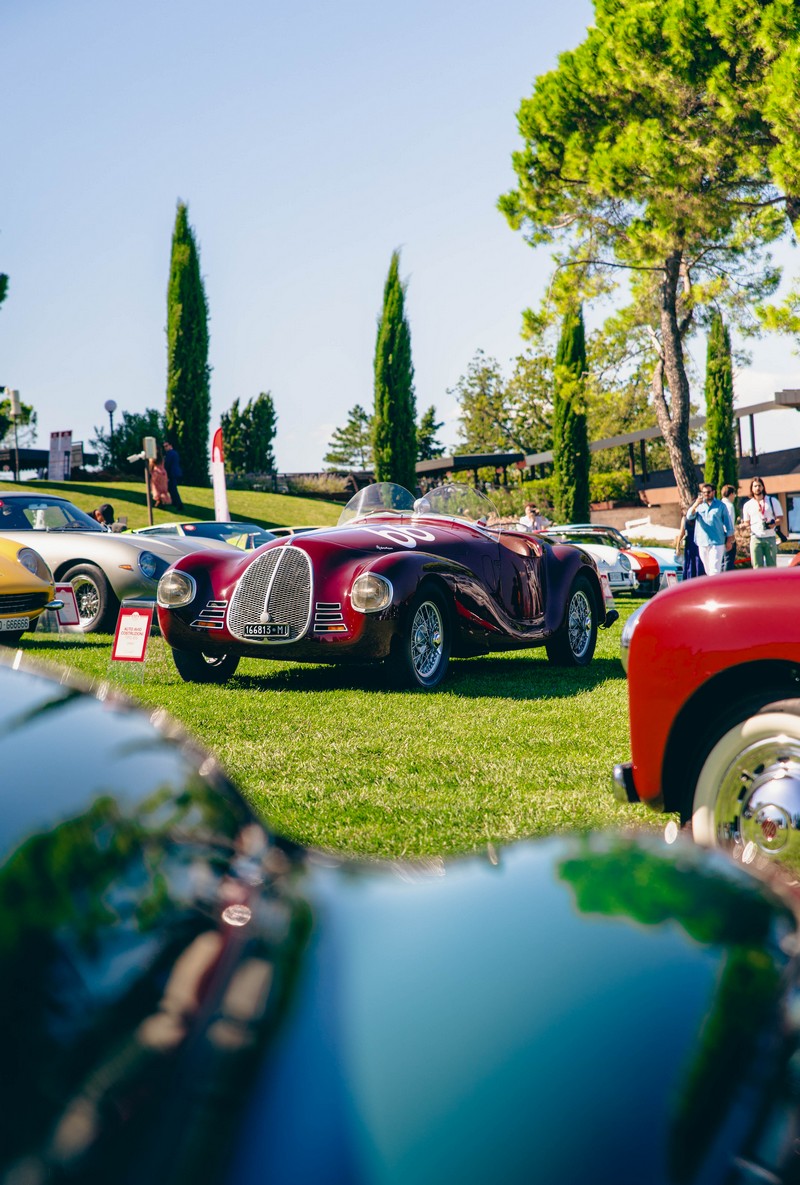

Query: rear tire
[545,574,598,667]
[171,646,240,684]
[63,563,119,632]
[388,587,451,690]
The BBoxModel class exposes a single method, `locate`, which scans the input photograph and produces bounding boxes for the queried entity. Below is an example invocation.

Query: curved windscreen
[0,496,103,532]
[338,482,499,528]
[416,484,498,525]
[338,483,416,526]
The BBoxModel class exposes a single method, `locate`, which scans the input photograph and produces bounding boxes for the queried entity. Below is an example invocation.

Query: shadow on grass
[19,635,109,653]
[225,653,624,699]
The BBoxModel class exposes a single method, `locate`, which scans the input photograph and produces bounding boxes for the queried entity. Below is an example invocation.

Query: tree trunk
[649,253,699,510]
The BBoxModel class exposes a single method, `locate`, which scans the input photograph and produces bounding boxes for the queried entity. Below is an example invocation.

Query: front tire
[171,646,240,684]
[389,587,451,690]
[689,700,800,863]
[62,563,119,632]
[545,575,598,667]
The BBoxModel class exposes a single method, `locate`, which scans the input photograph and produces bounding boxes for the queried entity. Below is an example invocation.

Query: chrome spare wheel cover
[567,590,592,659]
[714,736,800,860]
[411,601,443,679]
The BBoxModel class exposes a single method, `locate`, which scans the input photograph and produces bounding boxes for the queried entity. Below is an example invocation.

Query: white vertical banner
[49,431,72,480]
[211,427,230,522]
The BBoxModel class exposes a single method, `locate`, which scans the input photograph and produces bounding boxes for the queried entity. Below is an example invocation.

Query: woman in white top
[741,478,783,568]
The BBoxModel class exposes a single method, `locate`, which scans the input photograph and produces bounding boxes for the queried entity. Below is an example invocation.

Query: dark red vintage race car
[157,483,618,688]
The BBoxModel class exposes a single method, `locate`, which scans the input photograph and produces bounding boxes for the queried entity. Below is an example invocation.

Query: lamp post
[8,390,21,483]
[104,399,117,469]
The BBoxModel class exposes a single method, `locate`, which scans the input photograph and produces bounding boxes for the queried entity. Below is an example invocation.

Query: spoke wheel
[691,701,800,866]
[171,646,240,685]
[62,563,119,633]
[389,587,451,690]
[546,575,598,667]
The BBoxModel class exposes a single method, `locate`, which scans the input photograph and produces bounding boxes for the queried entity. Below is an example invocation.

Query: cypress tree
[372,250,417,491]
[703,312,737,493]
[165,201,211,485]
[553,305,590,523]
[245,392,277,474]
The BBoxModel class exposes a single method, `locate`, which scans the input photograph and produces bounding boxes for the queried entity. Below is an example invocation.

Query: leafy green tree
[244,391,277,473]
[704,313,737,493]
[373,251,416,489]
[416,406,445,461]
[165,201,211,485]
[324,404,373,469]
[90,408,166,474]
[553,306,590,522]
[0,396,36,449]
[221,393,277,475]
[220,398,248,475]
[453,352,511,453]
[500,0,800,509]
[0,274,7,310]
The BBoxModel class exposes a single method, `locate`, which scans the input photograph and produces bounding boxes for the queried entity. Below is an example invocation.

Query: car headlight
[17,547,53,583]
[625,553,641,571]
[620,604,647,674]
[157,569,197,608]
[138,551,160,581]
[618,553,632,571]
[351,572,393,613]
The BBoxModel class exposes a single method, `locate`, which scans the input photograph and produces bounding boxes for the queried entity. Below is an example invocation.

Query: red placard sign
[54,583,81,627]
[111,606,154,662]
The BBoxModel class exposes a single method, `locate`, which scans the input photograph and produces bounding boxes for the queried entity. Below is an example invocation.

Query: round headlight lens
[351,573,393,613]
[618,553,632,571]
[157,569,197,608]
[138,551,160,580]
[17,547,53,582]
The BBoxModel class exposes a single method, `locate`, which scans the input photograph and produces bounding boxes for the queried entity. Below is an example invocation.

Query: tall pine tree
[417,406,445,461]
[703,313,737,494]
[372,251,416,490]
[245,392,277,473]
[165,201,211,485]
[553,306,590,523]
[324,405,373,469]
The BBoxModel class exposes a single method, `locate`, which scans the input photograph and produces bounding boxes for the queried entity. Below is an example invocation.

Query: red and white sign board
[111,606,154,662]
[665,572,679,587]
[54,583,81,627]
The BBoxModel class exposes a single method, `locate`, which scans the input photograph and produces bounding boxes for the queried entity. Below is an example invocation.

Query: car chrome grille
[228,547,312,642]
[0,593,50,614]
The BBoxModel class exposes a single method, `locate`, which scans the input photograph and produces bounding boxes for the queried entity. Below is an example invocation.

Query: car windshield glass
[564,532,622,549]
[338,483,417,525]
[416,483,498,524]
[0,497,102,532]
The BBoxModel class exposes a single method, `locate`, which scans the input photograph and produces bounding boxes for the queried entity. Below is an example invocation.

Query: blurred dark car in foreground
[4,654,800,1184]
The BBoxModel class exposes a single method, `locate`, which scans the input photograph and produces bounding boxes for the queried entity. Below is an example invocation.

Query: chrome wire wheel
[410,600,444,681]
[567,589,593,660]
[691,705,800,866]
[72,576,101,627]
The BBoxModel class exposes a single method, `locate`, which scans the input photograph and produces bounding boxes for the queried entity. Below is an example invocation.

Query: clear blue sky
[2,0,799,472]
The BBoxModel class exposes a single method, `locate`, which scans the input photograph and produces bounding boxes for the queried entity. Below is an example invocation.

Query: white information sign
[111,607,153,662]
[54,583,81,627]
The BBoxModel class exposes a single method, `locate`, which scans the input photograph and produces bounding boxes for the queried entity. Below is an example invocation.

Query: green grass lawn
[5,478,342,532]
[17,596,659,859]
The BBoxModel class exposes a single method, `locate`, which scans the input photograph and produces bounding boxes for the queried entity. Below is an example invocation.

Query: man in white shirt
[519,503,551,532]
[720,484,737,571]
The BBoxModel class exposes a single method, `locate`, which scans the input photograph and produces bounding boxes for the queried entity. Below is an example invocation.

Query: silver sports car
[0,492,225,632]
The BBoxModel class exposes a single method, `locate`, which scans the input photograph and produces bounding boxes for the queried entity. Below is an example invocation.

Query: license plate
[0,617,29,631]
[242,622,290,639]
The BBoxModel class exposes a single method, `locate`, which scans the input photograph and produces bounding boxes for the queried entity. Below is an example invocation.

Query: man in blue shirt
[686,483,734,576]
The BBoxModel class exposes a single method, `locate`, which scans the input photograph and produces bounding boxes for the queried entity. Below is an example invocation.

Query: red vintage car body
[157,485,616,687]
[613,568,800,816]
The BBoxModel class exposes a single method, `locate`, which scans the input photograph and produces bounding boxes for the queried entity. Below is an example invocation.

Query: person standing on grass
[720,484,737,571]
[686,483,733,576]
[742,477,783,568]
[163,441,184,511]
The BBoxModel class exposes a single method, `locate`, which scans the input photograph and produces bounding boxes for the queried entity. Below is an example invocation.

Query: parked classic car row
[157,482,619,688]
[4,651,800,1185]
[537,523,682,596]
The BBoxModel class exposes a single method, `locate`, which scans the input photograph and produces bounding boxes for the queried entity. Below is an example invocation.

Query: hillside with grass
[3,479,342,532]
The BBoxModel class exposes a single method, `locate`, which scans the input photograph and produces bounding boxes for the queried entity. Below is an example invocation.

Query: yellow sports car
[0,537,56,646]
